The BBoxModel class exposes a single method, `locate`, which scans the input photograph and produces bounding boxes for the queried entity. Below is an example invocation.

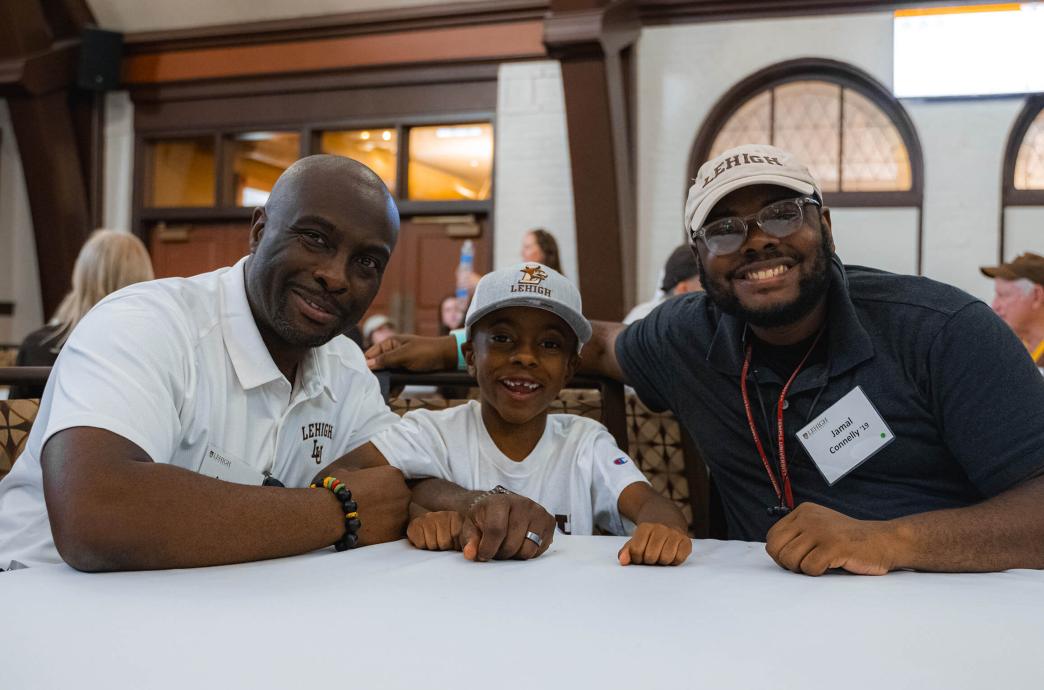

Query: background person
[981,252,1044,370]
[437,293,465,336]
[362,314,396,349]
[12,229,154,399]
[520,228,564,275]
[624,244,703,325]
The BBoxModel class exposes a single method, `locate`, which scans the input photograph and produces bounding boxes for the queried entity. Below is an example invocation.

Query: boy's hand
[618,523,692,566]
[406,511,464,551]
[461,492,556,562]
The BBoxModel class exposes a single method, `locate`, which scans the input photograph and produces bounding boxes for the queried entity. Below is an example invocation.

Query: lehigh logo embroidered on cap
[519,265,549,284]
[511,264,552,297]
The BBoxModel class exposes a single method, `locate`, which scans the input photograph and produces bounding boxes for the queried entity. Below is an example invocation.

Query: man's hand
[328,465,411,547]
[365,334,456,372]
[407,511,464,551]
[461,493,557,562]
[618,523,692,566]
[765,502,907,576]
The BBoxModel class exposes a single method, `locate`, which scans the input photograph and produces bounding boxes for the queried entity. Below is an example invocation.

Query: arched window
[1001,95,1044,260]
[689,59,925,273]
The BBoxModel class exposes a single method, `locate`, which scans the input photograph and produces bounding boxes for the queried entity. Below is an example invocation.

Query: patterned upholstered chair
[0,398,40,480]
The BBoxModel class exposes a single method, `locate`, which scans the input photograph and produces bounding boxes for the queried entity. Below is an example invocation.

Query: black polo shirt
[617,258,1044,541]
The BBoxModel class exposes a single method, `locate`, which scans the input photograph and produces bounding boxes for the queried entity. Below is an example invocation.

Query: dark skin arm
[42,427,410,572]
[407,478,556,562]
[315,443,556,561]
[363,320,629,383]
[616,482,692,566]
[576,320,628,381]
[766,474,1044,575]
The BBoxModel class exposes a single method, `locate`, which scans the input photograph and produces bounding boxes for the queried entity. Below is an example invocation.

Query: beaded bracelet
[311,476,361,551]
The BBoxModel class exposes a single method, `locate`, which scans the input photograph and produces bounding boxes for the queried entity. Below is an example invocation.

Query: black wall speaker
[77,27,124,92]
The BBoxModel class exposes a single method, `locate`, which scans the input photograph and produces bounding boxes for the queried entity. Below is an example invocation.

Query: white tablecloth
[2,536,1043,689]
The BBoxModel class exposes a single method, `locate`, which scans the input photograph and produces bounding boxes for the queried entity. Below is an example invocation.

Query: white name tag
[198,444,265,486]
[795,386,894,485]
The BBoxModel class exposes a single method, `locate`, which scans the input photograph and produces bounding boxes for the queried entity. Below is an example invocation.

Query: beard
[265,284,353,349]
[701,231,833,329]
[270,307,342,348]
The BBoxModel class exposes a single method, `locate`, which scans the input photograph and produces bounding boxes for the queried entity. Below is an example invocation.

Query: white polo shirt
[0,258,398,569]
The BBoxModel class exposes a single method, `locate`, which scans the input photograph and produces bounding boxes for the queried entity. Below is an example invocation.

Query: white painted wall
[0,100,43,345]
[103,91,135,233]
[904,98,1026,301]
[634,12,1030,304]
[1003,207,1044,262]
[494,61,578,280]
[829,208,918,275]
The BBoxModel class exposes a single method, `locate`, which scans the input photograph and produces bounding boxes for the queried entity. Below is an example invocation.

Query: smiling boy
[344,264,692,565]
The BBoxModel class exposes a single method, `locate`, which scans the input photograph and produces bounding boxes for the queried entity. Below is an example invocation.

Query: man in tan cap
[370,144,1044,577]
[981,252,1044,368]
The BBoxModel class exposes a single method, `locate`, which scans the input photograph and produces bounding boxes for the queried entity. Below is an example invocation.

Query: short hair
[49,229,154,347]
[1014,278,1039,296]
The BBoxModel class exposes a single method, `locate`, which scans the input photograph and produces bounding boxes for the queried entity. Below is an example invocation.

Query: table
[3,536,1043,689]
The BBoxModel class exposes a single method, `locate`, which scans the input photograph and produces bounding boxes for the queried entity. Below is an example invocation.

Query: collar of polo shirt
[219,258,337,402]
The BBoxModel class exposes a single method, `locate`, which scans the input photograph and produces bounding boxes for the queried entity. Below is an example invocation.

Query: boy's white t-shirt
[371,400,649,536]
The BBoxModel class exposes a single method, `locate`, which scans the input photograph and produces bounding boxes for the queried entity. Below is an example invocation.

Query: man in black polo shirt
[367,144,1044,575]
[602,144,1044,575]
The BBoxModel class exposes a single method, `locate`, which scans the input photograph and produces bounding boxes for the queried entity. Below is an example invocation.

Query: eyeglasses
[691,196,821,256]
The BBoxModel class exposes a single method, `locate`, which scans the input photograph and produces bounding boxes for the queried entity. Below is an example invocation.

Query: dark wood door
[148,222,251,279]
[364,216,491,336]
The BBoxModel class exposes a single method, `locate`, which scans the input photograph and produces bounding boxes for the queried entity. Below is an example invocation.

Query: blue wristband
[451,328,467,371]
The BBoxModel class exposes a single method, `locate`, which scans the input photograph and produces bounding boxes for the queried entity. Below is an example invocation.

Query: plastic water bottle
[456,239,475,315]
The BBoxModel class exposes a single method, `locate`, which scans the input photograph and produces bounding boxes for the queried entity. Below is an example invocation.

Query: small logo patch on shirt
[613,457,628,465]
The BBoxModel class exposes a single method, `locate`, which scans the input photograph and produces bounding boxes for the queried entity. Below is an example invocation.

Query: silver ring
[525,530,542,547]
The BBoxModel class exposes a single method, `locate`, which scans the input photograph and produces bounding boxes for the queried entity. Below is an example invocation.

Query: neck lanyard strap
[739,329,825,510]
[1032,339,1044,365]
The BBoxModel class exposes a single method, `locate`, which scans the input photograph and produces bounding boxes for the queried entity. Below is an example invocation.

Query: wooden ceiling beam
[545,0,639,321]
[0,0,97,318]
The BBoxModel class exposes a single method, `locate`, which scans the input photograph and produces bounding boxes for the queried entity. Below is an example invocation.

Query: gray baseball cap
[685,144,823,235]
[465,262,592,352]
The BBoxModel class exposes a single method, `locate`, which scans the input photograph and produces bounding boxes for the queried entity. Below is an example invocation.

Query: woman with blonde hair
[12,229,153,397]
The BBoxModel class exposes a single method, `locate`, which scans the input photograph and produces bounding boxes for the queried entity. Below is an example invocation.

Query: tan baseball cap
[980,252,1044,286]
[465,262,591,352]
[684,144,823,235]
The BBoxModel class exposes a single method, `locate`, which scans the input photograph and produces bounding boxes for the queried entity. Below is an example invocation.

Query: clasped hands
[407,492,690,566]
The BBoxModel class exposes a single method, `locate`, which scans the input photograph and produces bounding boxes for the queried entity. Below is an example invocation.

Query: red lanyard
[739,329,824,512]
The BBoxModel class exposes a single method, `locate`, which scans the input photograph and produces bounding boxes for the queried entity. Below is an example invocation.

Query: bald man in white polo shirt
[0,155,412,571]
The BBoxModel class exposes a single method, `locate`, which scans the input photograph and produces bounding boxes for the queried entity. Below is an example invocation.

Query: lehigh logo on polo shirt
[511,264,552,297]
[301,422,334,464]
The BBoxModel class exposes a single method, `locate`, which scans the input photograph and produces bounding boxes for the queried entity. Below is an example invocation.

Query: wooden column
[0,0,97,318]
[545,0,638,321]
